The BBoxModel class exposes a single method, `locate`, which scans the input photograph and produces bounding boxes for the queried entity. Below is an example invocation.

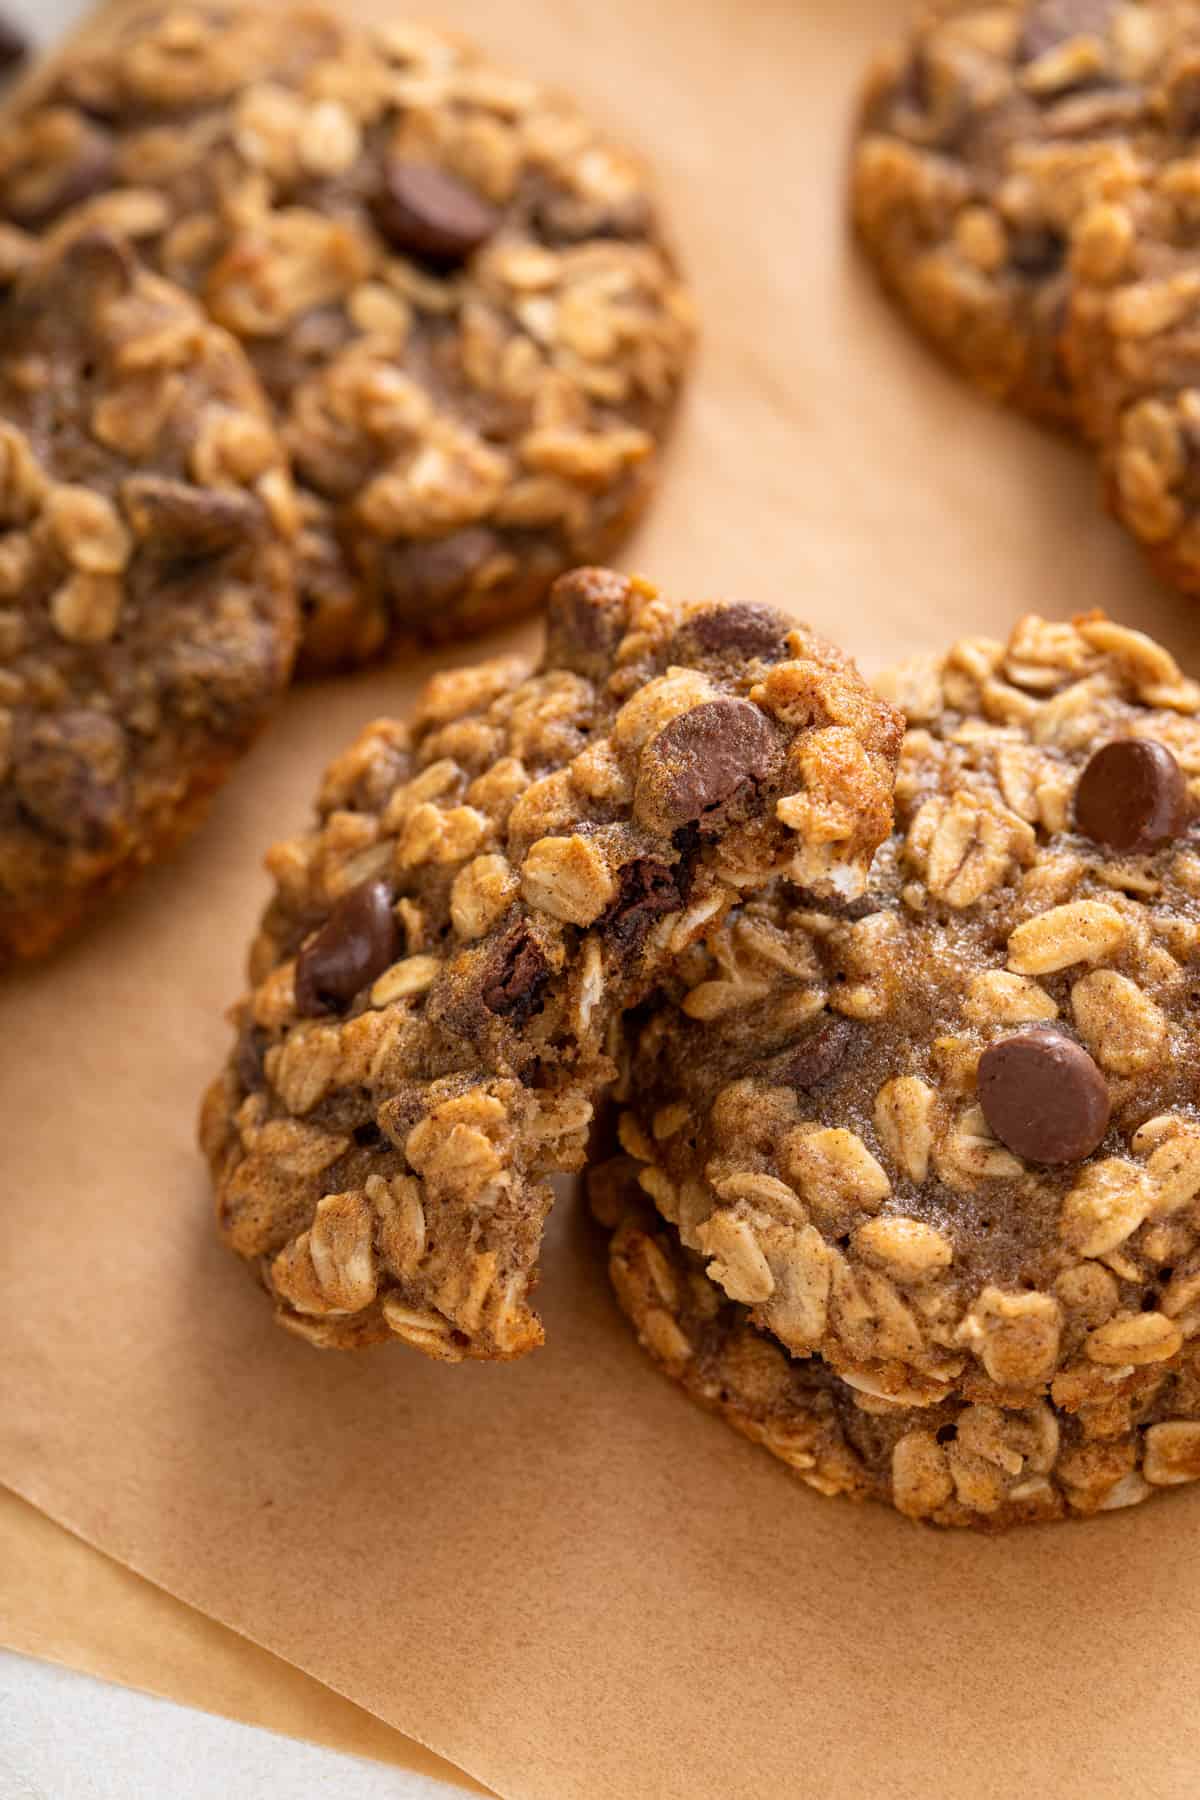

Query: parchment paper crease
[4,3,1200,1797]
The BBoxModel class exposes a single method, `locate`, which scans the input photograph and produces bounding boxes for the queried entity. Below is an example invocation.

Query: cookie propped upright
[200,569,902,1361]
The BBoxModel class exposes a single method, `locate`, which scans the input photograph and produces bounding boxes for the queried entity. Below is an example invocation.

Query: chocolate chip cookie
[200,569,902,1360]
[596,1182,1200,1527]
[2,5,694,673]
[0,229,296,964]
[851,0,1200,427]
[613,614,1200,1452]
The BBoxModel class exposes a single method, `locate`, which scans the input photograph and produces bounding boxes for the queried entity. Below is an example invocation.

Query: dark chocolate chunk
[482,925,549,1027]
[978,1028,1110,1165]
[669,602,791,668]
[372,160,498,265]
[294,879,399,1015]
[1074,738,1188,853]
[601,857,683,953]
[634,697,781,834]
[543,566,632,679]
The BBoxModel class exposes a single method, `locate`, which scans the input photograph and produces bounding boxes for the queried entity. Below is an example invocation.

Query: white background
[0,1,474,1791]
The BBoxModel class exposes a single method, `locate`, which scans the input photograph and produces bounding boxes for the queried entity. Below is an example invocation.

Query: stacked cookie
[0,2,693,961]
[200,577,1200,1532]
[594,611,1200,1528]
[852,0,1200,604]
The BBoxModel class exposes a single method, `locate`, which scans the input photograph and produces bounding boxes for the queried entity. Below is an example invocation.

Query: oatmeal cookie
[614,612,1200,1424]
[851,0,1200,426]
[0,229,296,964]
[200,568,902,1361]
[596,1181,1200,1528]
[1066,139,1200,593]
[1,4,695,673]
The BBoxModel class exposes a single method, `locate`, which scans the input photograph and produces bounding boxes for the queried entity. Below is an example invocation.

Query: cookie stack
[853,0,1200,604]
[201,570,1200,1533]
[0,2,693,961]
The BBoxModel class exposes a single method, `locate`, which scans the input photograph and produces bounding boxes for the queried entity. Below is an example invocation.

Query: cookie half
[1,4,695,672]
[851,0,1199,426]
[596,1184,1200,1528]
[200,569,902,1360]
[615,611,1200,1420]
[0,230,296,963]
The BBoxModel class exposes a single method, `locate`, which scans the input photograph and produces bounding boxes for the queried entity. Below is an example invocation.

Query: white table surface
[0,1,476,1790]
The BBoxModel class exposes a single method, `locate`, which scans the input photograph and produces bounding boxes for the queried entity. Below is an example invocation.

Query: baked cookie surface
[851,0,1200,426]
[596,1186,1200,1528]
[200,569,902,1361]
[0,229,295,964]
[614,613,1200,1424]
[2,4,694,671]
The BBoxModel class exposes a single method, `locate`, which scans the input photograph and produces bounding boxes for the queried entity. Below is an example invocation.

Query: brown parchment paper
[5,2,1200,1797]
[0,1486,490,1790]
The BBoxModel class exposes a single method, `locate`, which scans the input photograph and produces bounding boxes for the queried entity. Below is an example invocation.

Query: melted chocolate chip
[372,160,498,265]
[294,879,399,1015]
[978,1028,1110,1165]
[1074,738,1189,853]
[634,697,782,835]
[1018,0,1116,61]
[668,602,791,668]
[482,926,549,1027]
[601,858,684,953]
[543,566,632,678]
[766,1015,855,1092]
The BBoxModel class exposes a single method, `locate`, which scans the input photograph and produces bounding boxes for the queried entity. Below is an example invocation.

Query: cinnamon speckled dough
[0,230,296,964]
[595,1184,1200,1529]
[200,569,902,1362]
[851,0,1200,427]
[0,3,695,672]
[613,613,1200,1473]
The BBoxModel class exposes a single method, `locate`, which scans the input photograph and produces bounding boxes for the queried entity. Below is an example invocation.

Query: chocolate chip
[1018,0,1116,61]
[294,879,399,1015]
[381,527,502,629]
[372,160,498,265]
[601,858,684,953]
[634,697,782,835]
[122,476,264,556]
[978,1028,1110,1165]
[669,602,791,668]
[543,566,632,679]
[1074,738,1188,853]
[766,1015,855,1092]
[482,925,549,1027]
[0,12,29,72]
